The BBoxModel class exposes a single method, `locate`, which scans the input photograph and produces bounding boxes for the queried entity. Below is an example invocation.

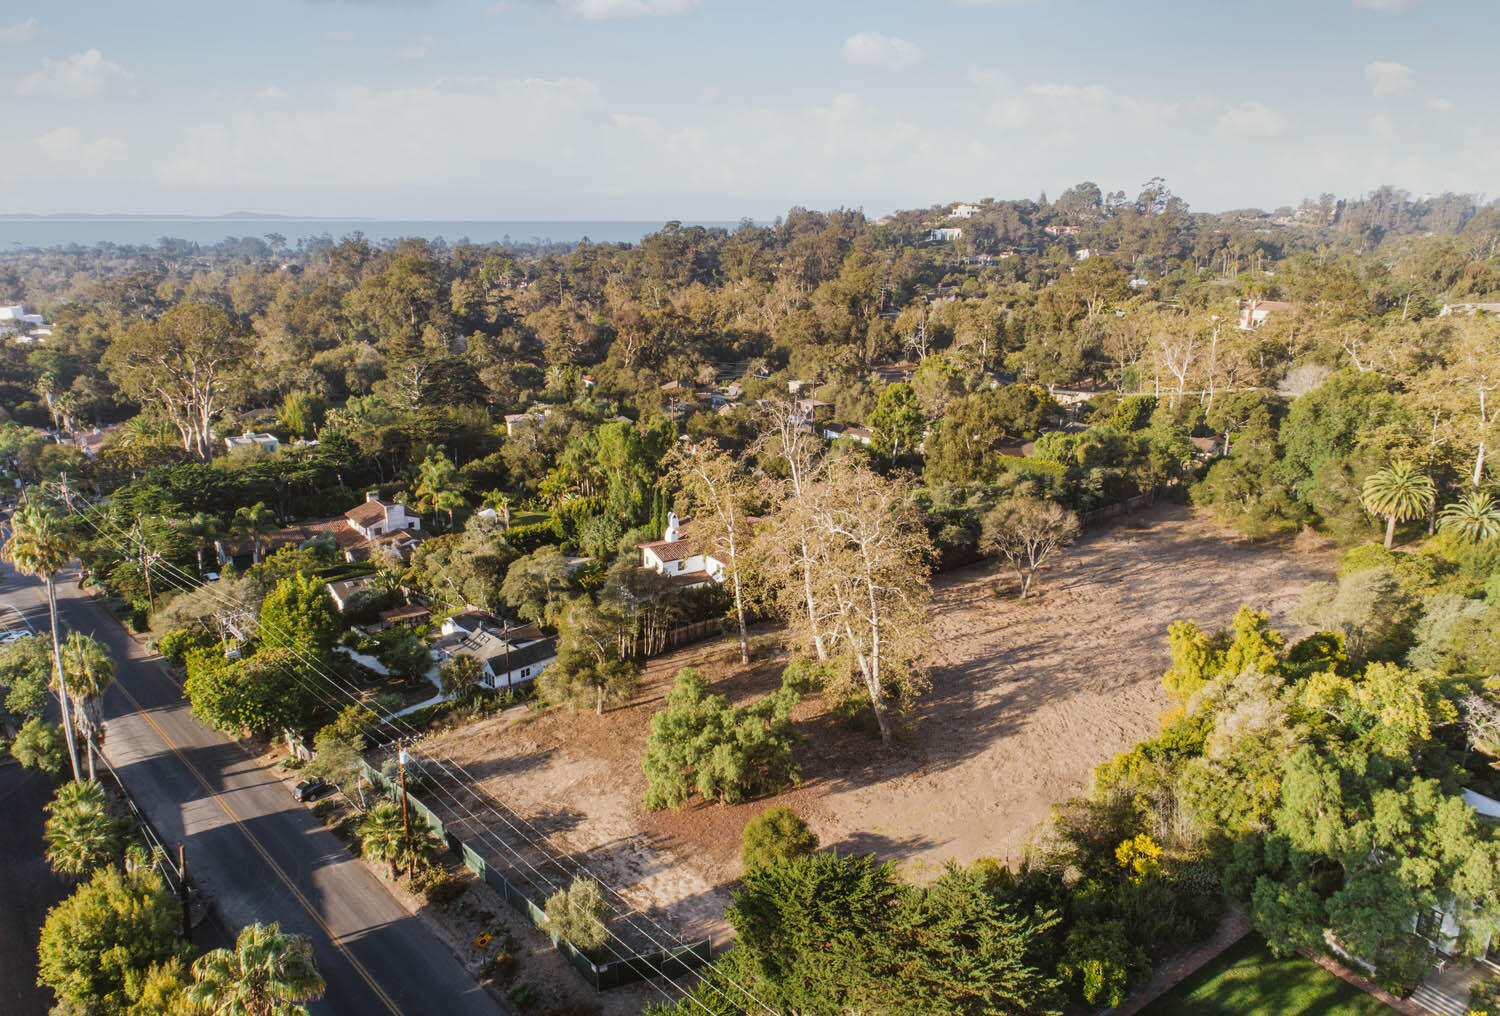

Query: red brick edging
[1106,907,1253,1016]
[1299,949,1424,1016]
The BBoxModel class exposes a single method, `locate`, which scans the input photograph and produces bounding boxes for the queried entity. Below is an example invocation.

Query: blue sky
[2,0,1494,218]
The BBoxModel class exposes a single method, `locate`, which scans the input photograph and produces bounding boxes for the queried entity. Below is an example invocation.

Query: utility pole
[397,740,412,879]
[178,843,191,942]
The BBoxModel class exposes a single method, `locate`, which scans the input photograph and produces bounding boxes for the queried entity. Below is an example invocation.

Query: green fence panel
[356,759,704,992]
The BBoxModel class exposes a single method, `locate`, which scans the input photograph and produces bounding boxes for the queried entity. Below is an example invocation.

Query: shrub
[543,878,611,952]
[481,951,519,984]
[340,586,396,625]
[1057,918,1148,1007]
[740,807,819,872]
[506,981,537,1009]
[413,865,466,904]
[641,668,801,811]
[156,628,210,666]
[11,717,68,777]
[780,656,841,695]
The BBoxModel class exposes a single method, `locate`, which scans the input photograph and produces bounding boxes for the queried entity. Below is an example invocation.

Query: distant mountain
[0,211,305,220]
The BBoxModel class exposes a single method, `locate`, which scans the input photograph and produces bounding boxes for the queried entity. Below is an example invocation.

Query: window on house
[522,668,530,678]
[677,560,684,571]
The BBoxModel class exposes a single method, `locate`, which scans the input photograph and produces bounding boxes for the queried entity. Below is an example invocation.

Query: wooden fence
[1078,486,1167,528]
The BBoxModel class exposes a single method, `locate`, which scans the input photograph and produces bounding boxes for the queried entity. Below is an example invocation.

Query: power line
[54,488,729,1016]
[51,485,772,1016]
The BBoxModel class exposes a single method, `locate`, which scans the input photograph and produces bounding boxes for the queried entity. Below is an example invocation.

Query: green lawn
[505,510,551,528]
[1139,935,1395,1016]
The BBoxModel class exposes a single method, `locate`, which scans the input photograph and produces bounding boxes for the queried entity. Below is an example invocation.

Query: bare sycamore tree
[669,439,756,665]
[1154,323,1197,410]
[103,303,251,462]
[1101,313,1150,390]
[980,496,1082,599]
[1461,693,1500,758]
[753,399,834,660]
[804,462,932,745]
[1449,317,1500,488]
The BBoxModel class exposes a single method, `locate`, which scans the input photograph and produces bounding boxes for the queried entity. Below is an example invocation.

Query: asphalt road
[0,759,73,1016]
[0,564,504,1016]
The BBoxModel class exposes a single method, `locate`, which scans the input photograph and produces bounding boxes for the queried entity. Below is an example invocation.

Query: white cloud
[147,76,953,213]
[1368,112,1397,139]
[324,30,356,42]
[1428,97,1453,112]
[0,17,39,43]
[555,0,698,18]
[395,33,438,59]
[36,126,125,164]
[1352,0,1416,11]
[1215,101,1287,137]
[18,49,133,97]
[842,32,925,70]
[1365,60,1415,97]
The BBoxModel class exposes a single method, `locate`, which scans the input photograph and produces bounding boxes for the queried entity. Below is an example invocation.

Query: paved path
[1107,906,1252,1016]
[0,564,504,1016]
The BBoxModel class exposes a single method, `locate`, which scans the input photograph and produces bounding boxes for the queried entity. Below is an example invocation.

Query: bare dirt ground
[422,504,1333,1010]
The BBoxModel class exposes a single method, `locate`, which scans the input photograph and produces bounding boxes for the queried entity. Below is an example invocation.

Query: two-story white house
[270,493,428,565]
[345,493,421,540]
[636,512,744,588]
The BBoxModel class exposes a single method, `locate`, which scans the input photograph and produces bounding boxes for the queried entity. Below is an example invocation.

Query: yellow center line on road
[109,679,405,1016]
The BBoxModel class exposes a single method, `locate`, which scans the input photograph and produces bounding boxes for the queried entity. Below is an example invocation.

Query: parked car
[293,778,331,802]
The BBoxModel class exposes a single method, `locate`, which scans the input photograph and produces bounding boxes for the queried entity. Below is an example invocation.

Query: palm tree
[357,803,407,879]
[1361,460,1436,549]
[430,488,465,532]
[414,452,464,532]
[1438,490,1500,543]
[483,490,513,530]
[44,779,123,878]
[183,512,224,576]
[3,499,80,780]
[187,922,325,1016]
[59,633,115,781]
[232,502,277,564]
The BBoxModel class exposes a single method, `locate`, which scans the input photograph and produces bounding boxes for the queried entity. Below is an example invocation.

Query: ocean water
[0,218,746,250]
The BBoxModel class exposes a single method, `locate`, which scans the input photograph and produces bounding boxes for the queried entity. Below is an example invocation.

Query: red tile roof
[344,500,388,528]
[638,538,698,563]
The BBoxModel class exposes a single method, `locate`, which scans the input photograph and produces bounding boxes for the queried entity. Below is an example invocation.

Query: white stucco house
[225,431,280,454]
[270,493,428,565]
[636,512,747,588]
[431,608,557,690]
[1,303,50,342]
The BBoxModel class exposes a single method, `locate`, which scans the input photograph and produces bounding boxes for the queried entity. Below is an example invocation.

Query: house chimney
[664,511,680,542]
[366,491,380,502]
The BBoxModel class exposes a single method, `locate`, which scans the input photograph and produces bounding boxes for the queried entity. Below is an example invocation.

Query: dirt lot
[422,504,1333,1007]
